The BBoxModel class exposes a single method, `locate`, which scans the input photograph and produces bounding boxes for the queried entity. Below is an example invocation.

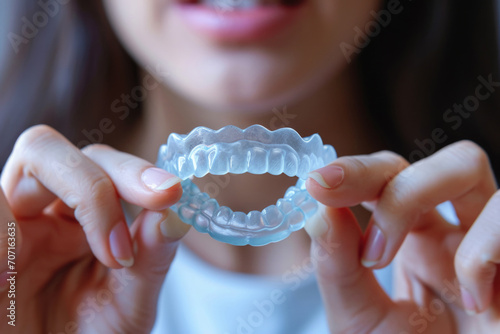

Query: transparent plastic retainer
[156,125,336,246]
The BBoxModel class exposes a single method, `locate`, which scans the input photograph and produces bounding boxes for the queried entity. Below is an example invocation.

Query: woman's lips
[174,0,306,43]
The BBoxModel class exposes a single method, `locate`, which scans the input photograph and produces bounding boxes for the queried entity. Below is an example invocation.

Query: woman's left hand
[305,140,499,333]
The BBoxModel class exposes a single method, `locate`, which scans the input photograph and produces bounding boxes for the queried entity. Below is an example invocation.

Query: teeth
[173,177,319,246]
[229,151,247,174]
[192,149,208,178]
[284,208,305,231]
[209,149,229,175]
[214,206,232,226]
[298,196,317,217]
[283,152,299,177]
[292,190,306,206]
[202,0,273,10]
[297,154,311,177]
[178,203,196,223]
[268,147,285,175]
[177,156,194,180]
[262,205,283,228]
[277,198,293,215]
[247,147,268,174]
[229,211,248,229]
[195,213,210,231]
[158,125,336,246]
[201,198,219,216]
[160,125,337,180]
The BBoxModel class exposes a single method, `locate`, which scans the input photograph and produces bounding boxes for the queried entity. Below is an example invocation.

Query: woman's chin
[183,89,301,114]
[170,73,326,115]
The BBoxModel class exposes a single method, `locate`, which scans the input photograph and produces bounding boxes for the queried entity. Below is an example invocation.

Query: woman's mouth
[179,0,305,10]
[174,0,307,43]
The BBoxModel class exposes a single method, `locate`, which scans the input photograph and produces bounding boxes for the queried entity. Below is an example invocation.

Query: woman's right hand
[0,125,189,334]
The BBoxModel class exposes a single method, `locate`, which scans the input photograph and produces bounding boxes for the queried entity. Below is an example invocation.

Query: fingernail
[109,222,134,267]
[142,167,182,191]
[305,204,329,238]
[308,165,344,189]
[362,224,386,268]
[461,287,478,315]
[160,210,191,239]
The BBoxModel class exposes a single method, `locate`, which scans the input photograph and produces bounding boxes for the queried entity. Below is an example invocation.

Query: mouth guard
[156,125,336,246]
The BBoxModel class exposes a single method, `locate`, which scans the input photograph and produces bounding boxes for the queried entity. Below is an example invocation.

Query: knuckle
[81,143,113,156]
[88,175,116,204]
[116,160,135,179]
[74,175,116,225]
[376,150,409,170]
[115,157,145,177]
[14,124,60,154]
[340,156,369,179]
[11,125,65,179]
[454,247,477,276]
[376,151,410,182]
[454,249,488,281]
[451,140,490,171]
[381,176,420,218]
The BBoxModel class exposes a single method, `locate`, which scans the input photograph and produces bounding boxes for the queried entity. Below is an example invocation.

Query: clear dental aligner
[156,125,336,246]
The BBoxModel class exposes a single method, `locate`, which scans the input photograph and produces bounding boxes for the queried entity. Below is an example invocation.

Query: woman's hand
[306,140,499,333]
[0,125,189,334]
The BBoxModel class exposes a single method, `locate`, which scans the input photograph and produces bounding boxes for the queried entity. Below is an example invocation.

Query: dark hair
[0,0,139,160]
[1,0,499,176]
[359,0,500,173]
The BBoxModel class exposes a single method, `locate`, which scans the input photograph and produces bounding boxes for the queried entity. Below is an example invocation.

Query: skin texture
[305,142,500,333]
[102,0,381,111]
[0,126,190,333]
[1,0,500,333]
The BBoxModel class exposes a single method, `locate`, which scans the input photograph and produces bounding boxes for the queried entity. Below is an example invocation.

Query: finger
[308,141,497,269]
[304,206,397,333]
[1,133,57,217]
[112,209,190,331]
[366,141,497,269]
[454,190,500,314]
[307,150,409,208]
[0,188,19,290]
[1,125,132,268]
[82,144,182,210]
[307,141,496,225]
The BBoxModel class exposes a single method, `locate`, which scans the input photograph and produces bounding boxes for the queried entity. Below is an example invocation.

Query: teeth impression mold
[156,125,336,246]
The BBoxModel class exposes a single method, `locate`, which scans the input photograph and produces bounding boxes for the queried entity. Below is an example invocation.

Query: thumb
[305,206,395,333]
[111,209,190,327]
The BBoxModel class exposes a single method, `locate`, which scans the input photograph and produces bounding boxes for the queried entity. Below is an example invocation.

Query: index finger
[306,150,409,208]
[1,125,132,268]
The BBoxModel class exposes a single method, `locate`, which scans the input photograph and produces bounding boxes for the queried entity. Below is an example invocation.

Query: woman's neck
[122,65,382,276]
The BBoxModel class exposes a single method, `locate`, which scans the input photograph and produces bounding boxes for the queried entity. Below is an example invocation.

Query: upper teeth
[202,0,276,10]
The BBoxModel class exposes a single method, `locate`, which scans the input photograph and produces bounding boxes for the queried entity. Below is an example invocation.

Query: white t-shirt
[151,202,457,334]
[151,243,392,334]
